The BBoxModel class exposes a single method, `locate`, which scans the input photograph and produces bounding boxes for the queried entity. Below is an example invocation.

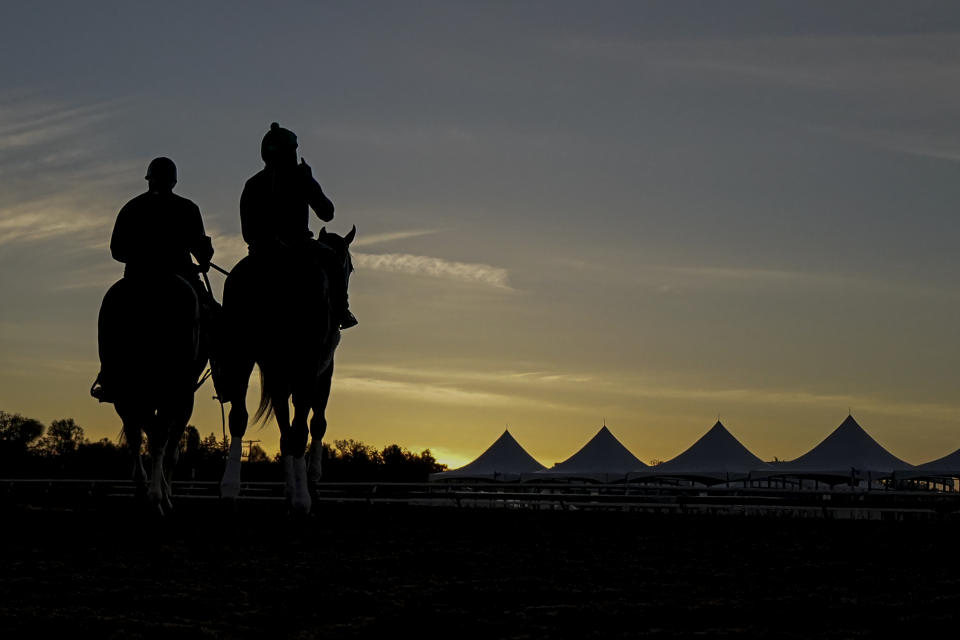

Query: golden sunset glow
[3,4,960,470]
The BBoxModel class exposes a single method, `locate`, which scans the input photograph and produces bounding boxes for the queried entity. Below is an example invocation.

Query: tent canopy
[429,429,546,481]
[632,421,770,481]
[526,425,645,482]
[777,415,912,477]
[901,447,960,479]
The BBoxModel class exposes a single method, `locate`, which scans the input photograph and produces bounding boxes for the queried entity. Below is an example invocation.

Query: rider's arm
[300,158,334,222]
[109,203,132,264]
[239,177,263,246]
[187,201,213,270]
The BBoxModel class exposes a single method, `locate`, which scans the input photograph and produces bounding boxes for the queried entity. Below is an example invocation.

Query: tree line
[0,410,447,482]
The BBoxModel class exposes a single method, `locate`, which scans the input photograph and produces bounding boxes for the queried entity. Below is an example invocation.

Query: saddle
[93,272,203,404]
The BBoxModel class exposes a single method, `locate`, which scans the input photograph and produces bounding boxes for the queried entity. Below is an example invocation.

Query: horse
[96,271,210,513]
[218,226,355,512]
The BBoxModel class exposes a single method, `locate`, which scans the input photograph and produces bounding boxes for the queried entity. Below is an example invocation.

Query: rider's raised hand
[299,157,313,179]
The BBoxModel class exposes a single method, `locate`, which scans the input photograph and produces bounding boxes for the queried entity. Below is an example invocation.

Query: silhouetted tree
[0,411,44,450]
[34,418,86,458]
[182,425,201,454]
[181,431,230,480]
[317,439,446,481]
[73,437,128,478]
[0,411,445,482]
[248,444,269,463]
[0,411,45,475]
[177,425,202,480]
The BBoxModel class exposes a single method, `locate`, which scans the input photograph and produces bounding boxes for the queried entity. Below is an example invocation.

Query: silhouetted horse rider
[91,157,215,512]
[112,157,213,287]
[240,122,357,329]
[91,157,215,402]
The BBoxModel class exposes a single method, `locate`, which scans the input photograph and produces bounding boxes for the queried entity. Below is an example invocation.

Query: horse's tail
[253,366,275,426]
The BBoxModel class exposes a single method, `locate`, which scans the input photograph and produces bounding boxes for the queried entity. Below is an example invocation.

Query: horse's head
[318,225,356,275]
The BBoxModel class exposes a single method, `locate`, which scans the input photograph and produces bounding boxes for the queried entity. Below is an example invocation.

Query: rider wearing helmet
[91,157,214,402]
[111,157,213,279]
[240,122,357,329]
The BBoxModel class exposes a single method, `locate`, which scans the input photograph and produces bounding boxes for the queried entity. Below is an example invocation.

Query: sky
[3,1,960,468]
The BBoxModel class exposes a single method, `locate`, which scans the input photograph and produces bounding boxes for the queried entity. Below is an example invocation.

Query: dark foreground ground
[1,499,959,638]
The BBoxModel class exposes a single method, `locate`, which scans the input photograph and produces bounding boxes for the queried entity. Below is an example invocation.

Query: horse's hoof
[292,497,312,514]
[220,496,240,515]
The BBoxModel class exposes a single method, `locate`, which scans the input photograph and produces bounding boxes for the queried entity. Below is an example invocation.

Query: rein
[200,264,229,444]
[208,261,230,277]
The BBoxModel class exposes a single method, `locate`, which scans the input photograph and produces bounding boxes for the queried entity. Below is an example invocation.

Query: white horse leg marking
[293,456,312,514]
[308,439,323,485]
[148,454,165,510]
[220,437,244,499]
[161,480,174,513]
[132,454,147,488]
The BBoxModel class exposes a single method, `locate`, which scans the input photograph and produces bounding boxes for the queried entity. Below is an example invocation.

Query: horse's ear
[345,225,356,246]
[319,226,326,236]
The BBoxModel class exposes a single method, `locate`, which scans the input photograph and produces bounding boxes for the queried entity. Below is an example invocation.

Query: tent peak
[785,414,910,473]
[838,414,863,431]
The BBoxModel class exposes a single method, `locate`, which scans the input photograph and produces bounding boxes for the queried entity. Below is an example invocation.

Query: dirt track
[1,501,959,638]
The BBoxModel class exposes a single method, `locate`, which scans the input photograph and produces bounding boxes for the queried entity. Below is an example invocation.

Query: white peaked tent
[629,421,771,484]
[429,430,546,482]
[768,414,912,482]
[524,425,647,483]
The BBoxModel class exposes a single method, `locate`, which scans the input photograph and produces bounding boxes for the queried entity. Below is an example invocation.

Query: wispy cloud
[596,377,960,423]
[558,33,960,94]
[0,99,120,153]
[653,265,810,283]
[352,229,440,248]
[0,96,132,248]
[331,359,960,426]
[206,232,247,273]
[0,195,115,247]
[336,376,561,410]
[648,264,957,299]
[353,252,512,289]
[341,361,960,423]
[806,122,960,165]
[340,363,593,387]
[554,257,954,299]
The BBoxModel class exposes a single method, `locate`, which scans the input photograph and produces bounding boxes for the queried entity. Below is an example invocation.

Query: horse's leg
[276,391,303,511]
[308,360,334,486]
[117,402,147,501]
[291,386,312,514]
[220,356,255,499]
[161,392,194,512]
[144,411,169,514]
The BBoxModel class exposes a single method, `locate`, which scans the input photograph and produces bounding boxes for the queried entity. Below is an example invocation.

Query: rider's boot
[90,371,116,404]
[340,308,358,330]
